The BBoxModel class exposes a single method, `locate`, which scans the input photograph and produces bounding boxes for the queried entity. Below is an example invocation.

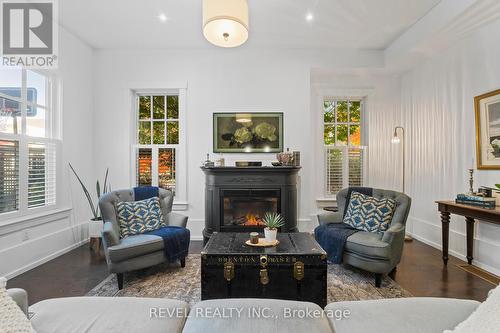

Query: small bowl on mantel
[271,162,282,167]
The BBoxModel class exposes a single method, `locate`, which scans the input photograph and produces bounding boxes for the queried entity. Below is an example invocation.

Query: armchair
[317,187,411,287]
[99,188,188,289]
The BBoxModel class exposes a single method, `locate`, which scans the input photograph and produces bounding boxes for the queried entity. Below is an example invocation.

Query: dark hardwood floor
[7,239,495,305]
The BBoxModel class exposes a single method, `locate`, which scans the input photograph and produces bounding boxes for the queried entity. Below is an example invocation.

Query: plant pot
[264,228,277,243]
[88,219,104,238]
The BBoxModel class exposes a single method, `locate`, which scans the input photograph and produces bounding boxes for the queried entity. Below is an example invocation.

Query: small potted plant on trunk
[262,212,285,243]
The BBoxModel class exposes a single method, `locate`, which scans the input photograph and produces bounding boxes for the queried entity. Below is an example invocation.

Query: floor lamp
[392,126,413,242]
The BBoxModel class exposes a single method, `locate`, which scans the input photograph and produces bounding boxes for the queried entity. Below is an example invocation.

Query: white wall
[400,18,500,275]
[0,28,95,278]
[92,48,385,238]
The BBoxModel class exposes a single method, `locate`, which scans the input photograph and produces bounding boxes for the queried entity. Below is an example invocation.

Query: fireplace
[221,189,280,231]
[201,166,300,243]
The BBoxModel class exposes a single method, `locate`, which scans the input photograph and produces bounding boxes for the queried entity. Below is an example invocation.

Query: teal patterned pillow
[116,197,165,238]
[343,191,397,233]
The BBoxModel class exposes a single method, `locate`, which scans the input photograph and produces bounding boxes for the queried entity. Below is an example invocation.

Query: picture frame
[213,112,283,153]
[475,89,500,169]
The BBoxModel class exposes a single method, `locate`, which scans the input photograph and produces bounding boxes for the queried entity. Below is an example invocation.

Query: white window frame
[313,88,373,201]
[130,88,188,211]
[0,68,62,222]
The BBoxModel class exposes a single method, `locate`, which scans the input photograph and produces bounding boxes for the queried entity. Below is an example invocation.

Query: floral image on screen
[213,113,283,153]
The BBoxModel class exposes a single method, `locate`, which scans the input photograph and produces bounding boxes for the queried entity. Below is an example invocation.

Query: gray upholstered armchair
[99,188,188,289]
[317,187,411,287]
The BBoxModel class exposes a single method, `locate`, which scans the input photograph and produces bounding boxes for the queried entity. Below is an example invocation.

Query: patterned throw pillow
[343,191,397,233]
[116,197,165,238]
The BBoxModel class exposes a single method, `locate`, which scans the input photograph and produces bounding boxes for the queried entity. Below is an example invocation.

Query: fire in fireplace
[221,189,280,230]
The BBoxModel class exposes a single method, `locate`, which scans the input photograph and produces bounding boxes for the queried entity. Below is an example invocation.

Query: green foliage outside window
[323,100,361,146]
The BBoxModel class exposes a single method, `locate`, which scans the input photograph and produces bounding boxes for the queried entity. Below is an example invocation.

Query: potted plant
[69,164,110,243]
[262,212,285,243]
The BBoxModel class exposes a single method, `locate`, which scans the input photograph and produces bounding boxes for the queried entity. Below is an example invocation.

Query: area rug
[87,254,412,305]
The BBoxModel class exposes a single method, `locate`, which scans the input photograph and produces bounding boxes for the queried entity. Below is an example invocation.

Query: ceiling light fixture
[203,0,249,48]
[158,13,168,22]
[305,12,314,22]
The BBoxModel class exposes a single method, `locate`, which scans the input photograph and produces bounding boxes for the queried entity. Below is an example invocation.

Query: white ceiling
[59,0,442,50]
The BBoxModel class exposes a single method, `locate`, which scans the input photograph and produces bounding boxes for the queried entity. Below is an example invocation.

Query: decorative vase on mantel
[276,148,294,166]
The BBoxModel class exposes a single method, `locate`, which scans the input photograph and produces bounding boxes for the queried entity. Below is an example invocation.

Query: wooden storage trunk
[201,232,327,307]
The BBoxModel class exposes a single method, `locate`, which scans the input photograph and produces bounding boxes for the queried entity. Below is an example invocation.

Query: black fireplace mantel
[201,166,301,243]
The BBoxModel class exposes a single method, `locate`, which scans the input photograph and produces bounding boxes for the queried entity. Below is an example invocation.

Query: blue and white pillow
[116,197,165,238]
[343,191,397,233]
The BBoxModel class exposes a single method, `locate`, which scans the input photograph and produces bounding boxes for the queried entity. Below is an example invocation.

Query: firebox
[221,189,281,231]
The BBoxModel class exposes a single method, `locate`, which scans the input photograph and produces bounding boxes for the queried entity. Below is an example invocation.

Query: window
[134,93,180,194]
[323,99,366,195]
[0,68,59,217]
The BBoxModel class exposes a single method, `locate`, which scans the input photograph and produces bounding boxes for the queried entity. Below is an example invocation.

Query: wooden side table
[436,201,500,265]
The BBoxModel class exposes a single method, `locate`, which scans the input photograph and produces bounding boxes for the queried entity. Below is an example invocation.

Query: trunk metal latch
[260,269,269,285]
[294,261,305,281]
[224,261,234,282]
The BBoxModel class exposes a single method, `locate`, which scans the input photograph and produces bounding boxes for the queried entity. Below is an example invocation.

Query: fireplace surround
[201,166,300,243]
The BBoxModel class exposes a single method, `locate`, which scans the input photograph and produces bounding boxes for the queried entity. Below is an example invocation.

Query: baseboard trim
[406,217,500,277]
[5,238,89,279]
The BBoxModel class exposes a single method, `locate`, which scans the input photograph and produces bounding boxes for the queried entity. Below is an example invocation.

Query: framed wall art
[475,89,500,169]
[213,112,283,153]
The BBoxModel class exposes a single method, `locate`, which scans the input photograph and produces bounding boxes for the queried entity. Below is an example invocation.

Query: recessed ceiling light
[158,13,168,22]
[305,12,314,22]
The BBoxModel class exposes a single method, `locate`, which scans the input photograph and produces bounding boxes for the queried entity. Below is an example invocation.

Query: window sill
[0,207,72,236]
[316,197,337,208]
[172,201,188,211]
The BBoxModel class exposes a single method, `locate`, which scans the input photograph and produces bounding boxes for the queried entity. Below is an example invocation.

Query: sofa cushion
[117,197,166,238]
[107,234,164,262]
[345,231,391,260]
[183,298,332,333]
[343,191,396,233]
[30,297,188,333]
[325,297,480,333]
[0,278,35,333]
[445,284,500,332]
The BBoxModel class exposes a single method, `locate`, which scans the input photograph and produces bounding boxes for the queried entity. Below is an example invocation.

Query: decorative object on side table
[454,169,496,209]
[262,212,285,243]
[475,89,500,169]
[468,168,475,195]
[69,163,110,252]
[213,112,283,153]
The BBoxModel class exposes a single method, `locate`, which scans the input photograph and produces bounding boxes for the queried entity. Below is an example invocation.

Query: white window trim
[0,69,62,223]
[313,87,374,202]
[129,87,188,211]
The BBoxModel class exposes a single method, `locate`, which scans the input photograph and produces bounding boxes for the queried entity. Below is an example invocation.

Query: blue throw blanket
[315,223,358,264]
[144,226,190,263]
[134,186,159,201]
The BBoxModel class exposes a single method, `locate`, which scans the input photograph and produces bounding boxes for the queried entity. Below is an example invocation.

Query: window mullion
[19,137,29,212]
[21,70,27,135]
[19,70,29,212]
[152,146,159,187]
[343,146,349,189]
